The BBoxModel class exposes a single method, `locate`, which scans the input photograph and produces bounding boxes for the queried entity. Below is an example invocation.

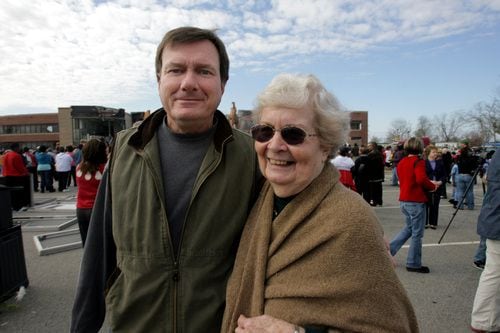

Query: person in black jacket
[470,151,500,332]
[366,142,385,206]
[352,146,370,203]
[424,145,447,229]
[456,146,478,210]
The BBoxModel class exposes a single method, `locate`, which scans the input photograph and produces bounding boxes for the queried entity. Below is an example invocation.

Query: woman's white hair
[254,73,350,159]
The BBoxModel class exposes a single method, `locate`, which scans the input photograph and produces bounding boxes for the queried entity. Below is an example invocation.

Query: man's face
[158,40,225,134]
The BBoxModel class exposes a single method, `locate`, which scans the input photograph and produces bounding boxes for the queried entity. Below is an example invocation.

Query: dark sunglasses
[250,124,317,145]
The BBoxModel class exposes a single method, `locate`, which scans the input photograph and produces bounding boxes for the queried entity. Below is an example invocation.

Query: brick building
[2,106,369,151]
[0,113,59,150]
[0,106,131,150]
[229,104,368,147]
[348,111,368,146]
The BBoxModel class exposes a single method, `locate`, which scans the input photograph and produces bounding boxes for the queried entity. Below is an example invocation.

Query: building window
[351,121,362,130]
[0,123,58,134]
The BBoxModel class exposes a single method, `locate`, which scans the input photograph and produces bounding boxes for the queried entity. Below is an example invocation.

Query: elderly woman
[222,74,418,333]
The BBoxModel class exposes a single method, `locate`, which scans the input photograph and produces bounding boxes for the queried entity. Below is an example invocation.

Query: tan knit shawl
[222,164,418,333]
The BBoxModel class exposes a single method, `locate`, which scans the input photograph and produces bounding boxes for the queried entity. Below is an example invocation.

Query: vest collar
[128,108,233,152]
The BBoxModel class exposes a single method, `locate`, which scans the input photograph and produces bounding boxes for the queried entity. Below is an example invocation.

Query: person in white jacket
[55,146,73,192]
[331,146,356,191]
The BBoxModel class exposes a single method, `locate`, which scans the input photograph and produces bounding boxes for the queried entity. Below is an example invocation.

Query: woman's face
[428,149,438,160]
[255,106,328,198]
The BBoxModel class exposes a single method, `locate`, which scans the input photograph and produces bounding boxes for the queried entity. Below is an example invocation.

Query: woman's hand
[235,314,302,333]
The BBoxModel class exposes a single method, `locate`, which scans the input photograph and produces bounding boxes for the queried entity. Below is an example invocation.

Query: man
[470,151,499,333]
[2,143,30,211]
[71,27,260,332]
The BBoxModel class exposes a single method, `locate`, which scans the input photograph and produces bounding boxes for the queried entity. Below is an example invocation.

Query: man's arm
[71,169,116,332]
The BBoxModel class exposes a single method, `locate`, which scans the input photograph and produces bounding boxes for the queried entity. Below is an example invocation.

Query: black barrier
[0,185,13,230]
[0,225,29,302]
[0,176,31,211]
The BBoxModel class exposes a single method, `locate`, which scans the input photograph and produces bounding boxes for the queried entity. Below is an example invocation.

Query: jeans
[57,171,69,191]
[39,170,54,192]
[474,236,487,263]
[456,173,474,209]
[471,239,500,331]
[76,208,92,246]
[426,191,441,226]
[391,167,399,186]
[390,202,426,268]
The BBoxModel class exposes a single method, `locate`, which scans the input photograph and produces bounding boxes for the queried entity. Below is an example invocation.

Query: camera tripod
[438,164,481,244]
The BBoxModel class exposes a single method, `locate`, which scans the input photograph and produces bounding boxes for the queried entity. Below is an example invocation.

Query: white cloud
[0,0,499,113]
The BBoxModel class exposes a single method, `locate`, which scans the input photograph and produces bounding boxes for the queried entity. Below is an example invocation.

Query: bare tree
[386,118,412,142]
[369,135,382,144]
[414,115,433,139]
[433,112,465,142]
[467,98,500,144]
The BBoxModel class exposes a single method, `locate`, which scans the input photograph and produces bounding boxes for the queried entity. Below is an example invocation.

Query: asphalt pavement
[0,173,486,332]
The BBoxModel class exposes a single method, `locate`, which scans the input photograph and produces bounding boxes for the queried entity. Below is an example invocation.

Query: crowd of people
[0,143,85,194]
[0,140,109,246]
[331,140,491,212]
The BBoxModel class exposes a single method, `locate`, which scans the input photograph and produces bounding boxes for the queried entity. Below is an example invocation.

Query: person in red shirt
[75,139,107,245]
[389,137,441,273]
[2,143,30,211]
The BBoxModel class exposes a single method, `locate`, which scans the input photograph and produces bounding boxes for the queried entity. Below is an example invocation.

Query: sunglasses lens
[251,125,274,142]
[281,127,307,145]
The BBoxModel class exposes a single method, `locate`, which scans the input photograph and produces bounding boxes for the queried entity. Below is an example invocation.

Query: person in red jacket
[389,137,441,273]
[2,143,30,211]
[75,139,107,246]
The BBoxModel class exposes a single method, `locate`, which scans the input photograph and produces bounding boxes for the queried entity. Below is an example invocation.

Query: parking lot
[0,175,485,332]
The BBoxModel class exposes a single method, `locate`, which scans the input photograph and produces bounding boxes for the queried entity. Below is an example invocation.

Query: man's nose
[180,70,198,91]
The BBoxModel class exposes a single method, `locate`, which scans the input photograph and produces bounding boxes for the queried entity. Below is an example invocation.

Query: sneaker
[62,189,70,192]
[425,225,429,229]
[473,261,485,270]
[406,266,430,273]
[430,225,437,230]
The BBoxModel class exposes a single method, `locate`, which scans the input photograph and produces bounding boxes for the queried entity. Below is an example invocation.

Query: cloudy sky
[1,0,500,138]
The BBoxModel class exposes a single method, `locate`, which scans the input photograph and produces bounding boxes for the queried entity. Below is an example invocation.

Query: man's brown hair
[155,26,229,83]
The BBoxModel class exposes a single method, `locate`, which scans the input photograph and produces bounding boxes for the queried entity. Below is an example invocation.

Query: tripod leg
[439,165,481,243]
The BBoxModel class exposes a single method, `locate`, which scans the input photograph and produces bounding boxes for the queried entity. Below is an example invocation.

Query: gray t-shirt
[157,118,216,255]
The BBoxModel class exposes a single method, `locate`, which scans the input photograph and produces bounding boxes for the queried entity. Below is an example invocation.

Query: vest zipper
[172,135,230,332]
[172,260,179,332]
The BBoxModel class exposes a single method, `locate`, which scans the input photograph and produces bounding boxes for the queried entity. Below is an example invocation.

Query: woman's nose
[267,130,287,151]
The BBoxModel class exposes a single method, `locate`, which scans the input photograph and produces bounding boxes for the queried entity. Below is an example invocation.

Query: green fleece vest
[105,111,258,332]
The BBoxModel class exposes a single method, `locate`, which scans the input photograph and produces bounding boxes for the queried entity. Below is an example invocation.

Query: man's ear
[221,80,227,95]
